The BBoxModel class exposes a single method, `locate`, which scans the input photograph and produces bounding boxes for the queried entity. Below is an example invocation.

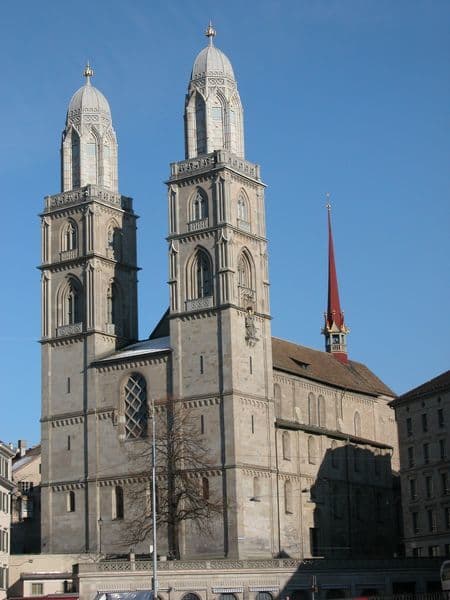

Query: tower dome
[184,24,245,159]
[61,64,118,193]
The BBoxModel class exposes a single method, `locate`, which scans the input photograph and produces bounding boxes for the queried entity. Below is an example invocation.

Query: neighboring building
[11,441,42,553]
[390,369,450,558]
[0,440,15,600]
[39,25,400,562]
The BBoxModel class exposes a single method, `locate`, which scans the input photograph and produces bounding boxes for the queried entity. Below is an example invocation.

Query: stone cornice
[41,185,134,215]
[39,252,140,272]
[167,223,267,245]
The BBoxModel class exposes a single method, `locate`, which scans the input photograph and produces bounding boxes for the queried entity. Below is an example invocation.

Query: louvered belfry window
[124,374,147,439]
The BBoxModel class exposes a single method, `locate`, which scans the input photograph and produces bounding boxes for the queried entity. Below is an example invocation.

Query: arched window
[62,277,82,325]
[123,374,147,439]
[282,431,291,460]
[195,93,206,154]
[62,220,78,252]
[237,191,249,224]
[237,251,252,289]
[188,249,213,300]
[237,249,255,308]
[191,188,208,222]
[354,412,361,437]
[318,395,326,428]
[256,593,273,600]
[308,436,317,464]
[284,480,293,514]
[107,280,122,334]
[252,477,262,501]
[182,595,201,600]
[202,477,209,501]
[308,392,317,425]
[85,133,98,185]
[113,485,124,519]
[71,131,80,188]
[67,491,75,512]
[219,595,236,600]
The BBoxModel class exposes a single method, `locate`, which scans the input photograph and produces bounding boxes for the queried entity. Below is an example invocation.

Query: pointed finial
[205,21,216,45]
[326,192,331,211]
[83,61,94,85]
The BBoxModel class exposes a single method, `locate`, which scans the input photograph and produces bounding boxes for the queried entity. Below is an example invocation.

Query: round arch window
[219,594,237,600]
[182,594,201,600]
[256,593,273,600]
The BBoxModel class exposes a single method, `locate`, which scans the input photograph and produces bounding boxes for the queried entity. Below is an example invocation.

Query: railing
[185,296,214,312]
[170,150,260,181]
[188,218,209,232]
[44,185,133,212]
[57,323,83,337]
[60,249,78,261]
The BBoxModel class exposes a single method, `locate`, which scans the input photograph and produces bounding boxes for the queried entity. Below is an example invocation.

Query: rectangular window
[310,527,319,556]
[408,446,414,468]
[406,417,412,437]
[249,356,253,374]
[438,408,444,428]
[409,479,417,500]
[67,377,71,393]
[427,509,436,532]
[412,547,423,557]
[445,507,450,530]
[251,414,255,434]
[429,545,440,557]
[200,355,204,375]
[440,439,447,460]
[423,443,429,464]
[442,472,449,495]
[200,414,205,435]
[425,476,433,498]
[412,511,419,533]
[421,413,428,432]
[67,435,71,451]
[31,583,44,596]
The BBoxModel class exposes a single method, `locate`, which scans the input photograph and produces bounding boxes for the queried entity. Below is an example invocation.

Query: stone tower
[39,65,138,552]
[167,26,277,559]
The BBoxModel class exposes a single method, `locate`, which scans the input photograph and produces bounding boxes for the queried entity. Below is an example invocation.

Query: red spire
[322,201,349,363]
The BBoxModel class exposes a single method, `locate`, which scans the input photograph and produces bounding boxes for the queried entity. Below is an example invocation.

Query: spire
[322,198,349,363]
[83,61,94,85]
[205,21,216,45]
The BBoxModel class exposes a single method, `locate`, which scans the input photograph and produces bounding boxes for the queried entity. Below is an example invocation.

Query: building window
[67,435,71,451]
[409,478,417,500]
[62,220,78,252]
[408,446,414,468]
[61,277,83,326]
[107,280,122,334]
[440,439,447,460]
[438,408,444,428]
[202,476,209,501]
[406,417,412,437]
[190,249,212,299]
[354,412,361,437]
[425,475,433,499]
[256,593,273,600]
[67,491,75,512]
[249,356,253,374]
[308,392,317,425]
[67,377,71,393]
[113,485,124,519]
[282,431,291,460]
[308,436,317,465]
[429,545,440,557]
[191,188,208,222]
[273,383,281,405]
[123,373,148,439]
[107,223,122,260]
[412,511,419,533]
[423,443,429,465]
[412,547,423,557]
[441,472,449,495]
[310,527,319,556]
[445,507,450,530]
[251,414,255,434]
[237,191,249,223]
[284,480,293,514]
[200,414,205,435]
[421,413,428,433]
[237,250,254,307]
[200,355,204,374]
[31,583,44,596]
[182,595,201,600]
[427,509,436,532]
[318,395,326,428]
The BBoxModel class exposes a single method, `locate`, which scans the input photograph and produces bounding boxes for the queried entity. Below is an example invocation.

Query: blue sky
[0,0,449,446]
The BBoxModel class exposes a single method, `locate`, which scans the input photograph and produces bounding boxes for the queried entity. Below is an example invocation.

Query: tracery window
[318,395,326,428]
[188,249,213,300]
[123,374,147,439]
[107,280,121,334]
[107,223,122,260]
[237,249,255,307]
[237,191,249,223]
[61,277,82,326]
[62,221,78,252]
[71,131,80,188]
[191,188,208,222]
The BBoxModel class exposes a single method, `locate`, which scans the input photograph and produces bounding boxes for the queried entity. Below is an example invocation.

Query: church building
[39,26,400,560]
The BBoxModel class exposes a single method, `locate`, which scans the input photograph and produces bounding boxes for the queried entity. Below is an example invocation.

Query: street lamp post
[151,398,158,598]
[98,516,103,554]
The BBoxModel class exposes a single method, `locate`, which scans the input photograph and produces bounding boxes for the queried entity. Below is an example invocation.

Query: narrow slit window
[67,435,71,451]
[249,356,253,374]
[200,355,204,374]
[67,377,71,393]
[200,414,205,435]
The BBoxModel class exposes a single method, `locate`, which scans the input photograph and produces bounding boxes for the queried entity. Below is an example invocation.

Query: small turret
[322,201,349,363]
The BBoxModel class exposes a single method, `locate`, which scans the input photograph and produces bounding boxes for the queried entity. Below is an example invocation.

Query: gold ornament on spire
[83,61,94,84]
[326,192,331,211]
[205,21,216,45]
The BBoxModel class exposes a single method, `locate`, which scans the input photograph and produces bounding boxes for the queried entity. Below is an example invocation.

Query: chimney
[18,440,27,458]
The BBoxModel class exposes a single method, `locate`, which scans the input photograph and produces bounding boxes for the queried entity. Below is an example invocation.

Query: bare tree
[124,396,223,558]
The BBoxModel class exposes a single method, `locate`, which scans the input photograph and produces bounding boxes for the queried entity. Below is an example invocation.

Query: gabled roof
[272,337,394,397]
[94,337,171,365]
[391,369,450,406]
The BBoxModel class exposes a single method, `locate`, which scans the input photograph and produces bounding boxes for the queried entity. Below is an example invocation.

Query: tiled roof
[392,369,450,405]
[272,337,394,397]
